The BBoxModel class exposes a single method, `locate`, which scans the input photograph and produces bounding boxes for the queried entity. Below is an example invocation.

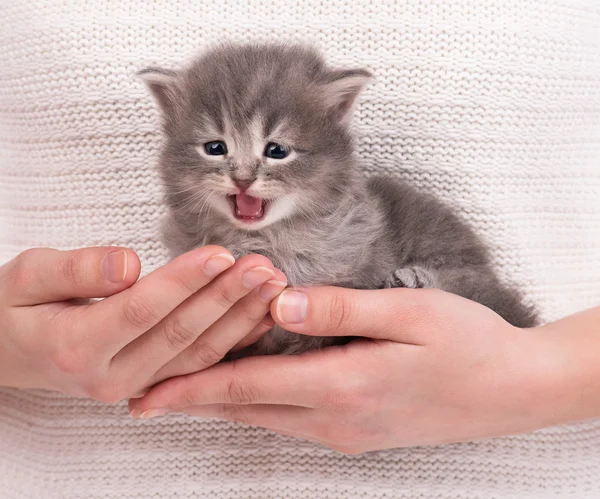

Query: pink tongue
[235,193,263,217]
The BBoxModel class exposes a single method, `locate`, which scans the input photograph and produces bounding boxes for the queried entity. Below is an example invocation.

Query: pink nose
[234,179,254,191]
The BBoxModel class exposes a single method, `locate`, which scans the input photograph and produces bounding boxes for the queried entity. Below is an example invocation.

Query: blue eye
[264,142,289,159]
[204,141,227,156]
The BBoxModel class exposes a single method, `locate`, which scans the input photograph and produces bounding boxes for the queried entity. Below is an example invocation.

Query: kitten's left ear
[137,67,180,115]
[323,68,373,124]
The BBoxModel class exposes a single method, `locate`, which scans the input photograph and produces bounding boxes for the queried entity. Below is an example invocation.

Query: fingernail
[242,266,275,289]
[258,280,287,303]
[103,250,127,283]
[137,408,170,419]
[276,290,309,324]
[203,253,235,277]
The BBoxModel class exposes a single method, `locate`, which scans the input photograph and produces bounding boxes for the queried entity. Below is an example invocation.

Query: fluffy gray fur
[139,42,538,356]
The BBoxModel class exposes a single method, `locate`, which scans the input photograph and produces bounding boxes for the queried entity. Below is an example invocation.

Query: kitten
[139,42,538,355]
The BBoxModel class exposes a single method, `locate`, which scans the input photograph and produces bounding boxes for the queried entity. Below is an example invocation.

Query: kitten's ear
[323,68,373,124]
[137,67,180,115]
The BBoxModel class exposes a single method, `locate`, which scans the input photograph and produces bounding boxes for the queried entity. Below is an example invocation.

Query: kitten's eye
[264,142,289,160]
[204,141,228,156]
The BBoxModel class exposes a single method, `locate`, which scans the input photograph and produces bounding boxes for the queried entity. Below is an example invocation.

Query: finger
[2,247,141,306]
[201,267,287,354]
[87,245,235,353]
[133,402,324,444]
[111,254,278,383]
[182,404,316,436]
[128,353,327,415]
[230,313,275,352]
[229,268,286,350]
[150,271,287,383]
[270,286,434,344]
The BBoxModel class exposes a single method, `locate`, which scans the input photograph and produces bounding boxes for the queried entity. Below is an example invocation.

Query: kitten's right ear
[137,67,180,115]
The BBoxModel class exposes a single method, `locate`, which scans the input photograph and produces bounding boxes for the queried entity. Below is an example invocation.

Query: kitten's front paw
[383,266,437,289]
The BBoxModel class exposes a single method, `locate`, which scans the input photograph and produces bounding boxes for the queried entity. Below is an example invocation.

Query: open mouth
[227,193,269,222]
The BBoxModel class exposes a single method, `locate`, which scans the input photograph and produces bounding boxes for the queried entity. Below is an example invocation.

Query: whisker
[177,190,209,213]
[165,184,204,197]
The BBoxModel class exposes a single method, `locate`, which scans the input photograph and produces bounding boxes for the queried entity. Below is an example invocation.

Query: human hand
[129,286,571,453]
[0,246,286,402]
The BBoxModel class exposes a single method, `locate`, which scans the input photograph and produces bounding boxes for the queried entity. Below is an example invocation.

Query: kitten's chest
[206,230,345,287]
[234,240,327,287]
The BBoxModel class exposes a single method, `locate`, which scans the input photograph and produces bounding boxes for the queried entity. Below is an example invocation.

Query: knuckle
[162,316,198,351]
[180,386,200,407]
[219,404,251,425]
[57,252,88,287]
[321,373,367,413]
[326,293,354,334]
[6,248,41,288]
[123,294,161,330]
[324,389,363,413]
[16,247,43,262]
[239,301,269,323]
[226,376,257,405]
[211,282,238,310]
[260,313,275,327]
[191,341,225,367]
[50,344,90,375]
[170,273,199,296]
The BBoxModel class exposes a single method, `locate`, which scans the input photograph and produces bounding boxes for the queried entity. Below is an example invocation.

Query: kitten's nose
[233,179,254,191]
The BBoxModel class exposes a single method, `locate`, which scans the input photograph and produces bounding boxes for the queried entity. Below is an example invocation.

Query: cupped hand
[0,246,286,402]
[129,286,567,453]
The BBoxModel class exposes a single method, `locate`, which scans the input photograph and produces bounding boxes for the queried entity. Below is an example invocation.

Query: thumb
[3,246,141,306]
[270,286,428,343]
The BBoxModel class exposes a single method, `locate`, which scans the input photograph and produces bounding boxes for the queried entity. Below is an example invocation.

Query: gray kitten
[139,42,538,356]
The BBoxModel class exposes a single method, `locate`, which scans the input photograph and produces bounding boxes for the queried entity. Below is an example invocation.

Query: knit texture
[1,0,600,497]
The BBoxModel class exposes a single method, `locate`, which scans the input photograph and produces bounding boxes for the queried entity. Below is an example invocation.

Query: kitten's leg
[383,266,439,289]
[383,266,538,327]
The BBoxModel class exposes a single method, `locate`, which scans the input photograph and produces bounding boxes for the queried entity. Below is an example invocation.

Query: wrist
[524,313,600,428]
[0,335,42,390]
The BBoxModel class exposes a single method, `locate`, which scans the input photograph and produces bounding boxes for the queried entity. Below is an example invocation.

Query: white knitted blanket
[1,0,599,497]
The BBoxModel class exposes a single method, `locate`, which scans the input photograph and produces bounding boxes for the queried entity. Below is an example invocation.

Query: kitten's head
[139,43,371,231]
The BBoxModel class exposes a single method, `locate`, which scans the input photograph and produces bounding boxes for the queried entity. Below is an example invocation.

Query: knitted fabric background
[0,0,599,497]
